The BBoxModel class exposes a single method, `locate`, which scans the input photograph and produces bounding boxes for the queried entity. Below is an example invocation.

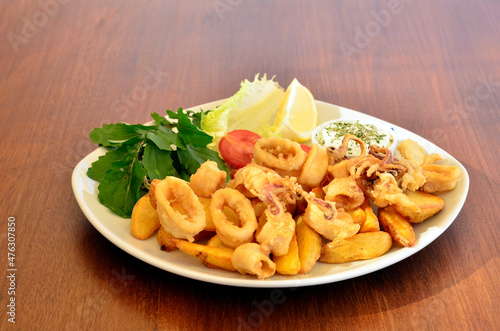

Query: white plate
[72,100,469,288]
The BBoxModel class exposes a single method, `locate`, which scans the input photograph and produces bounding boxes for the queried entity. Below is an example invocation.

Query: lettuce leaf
[201,74,285,150]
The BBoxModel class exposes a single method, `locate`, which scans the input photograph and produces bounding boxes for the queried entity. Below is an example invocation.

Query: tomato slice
[300,144,311,153]
[219,130,262,169]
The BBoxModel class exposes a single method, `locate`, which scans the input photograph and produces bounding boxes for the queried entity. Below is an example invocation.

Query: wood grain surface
[1,0,499,330]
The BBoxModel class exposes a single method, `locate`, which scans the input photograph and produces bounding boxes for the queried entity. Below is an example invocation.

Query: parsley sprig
[87,108,229,218]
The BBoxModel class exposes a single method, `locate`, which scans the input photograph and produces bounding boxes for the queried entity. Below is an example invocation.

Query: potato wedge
[148,179,161,209]
[296,216,322,274]
[345,206,366,225]
[274,233,300,275]
[359,199,380,232]
[170,238,236,272]
[131,195,160,240]
[378,206,415,247]
[157,226,177,251]
[395,190,445,223]
[310,186,326,200]
[207,234,228,248]
[320,232,392,263]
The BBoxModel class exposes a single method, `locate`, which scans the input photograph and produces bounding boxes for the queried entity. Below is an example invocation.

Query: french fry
[157,226,177,251]
[378,206,415,247]
[296,216,322,274]
[131,195,160,240]
[274,233,300,275]
[395,190,445,223]
[319,232,392,263]
[359,199,380,232]
[170,237,236,272]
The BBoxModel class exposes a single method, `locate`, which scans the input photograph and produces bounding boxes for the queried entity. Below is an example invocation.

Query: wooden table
[1,0,498,329]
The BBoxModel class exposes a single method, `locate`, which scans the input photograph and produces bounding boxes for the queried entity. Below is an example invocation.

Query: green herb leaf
[87,137,144,181]
[168,108,213,147]
[89,123,150,147]
[151,112,172,128]
[190,109,206,128]
[97,151,147,218]
[87,108,230,218]
[170,151,190,181]
[178,145,230,179]
[142,143,175,180]
[145,129,176,151]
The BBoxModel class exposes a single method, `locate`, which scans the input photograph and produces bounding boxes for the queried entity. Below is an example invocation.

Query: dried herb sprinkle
[316,120,393,152]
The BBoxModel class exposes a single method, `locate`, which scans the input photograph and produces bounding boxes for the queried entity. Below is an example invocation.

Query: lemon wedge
[271,78,318,142]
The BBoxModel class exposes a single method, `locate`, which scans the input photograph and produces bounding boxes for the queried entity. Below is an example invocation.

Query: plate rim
[72,99,470,288]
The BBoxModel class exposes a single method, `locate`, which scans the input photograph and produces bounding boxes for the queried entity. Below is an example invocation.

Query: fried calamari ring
[210,188,258,248]
[421,164,461,193]
[148,179,161,209]
[155,177,206,242]
[231,243,276,279]
[253,137,307,171]
[189,160,227,198]
[298,144,329,188]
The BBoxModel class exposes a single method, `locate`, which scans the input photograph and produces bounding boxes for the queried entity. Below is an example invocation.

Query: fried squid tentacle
[256,209,296,257]
[327,134,367,164]
[303,202,360,240]
[367,173,420,213]
[323,176,365,210]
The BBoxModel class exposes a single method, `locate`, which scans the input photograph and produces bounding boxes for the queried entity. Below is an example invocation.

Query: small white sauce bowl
[311,118,397,157]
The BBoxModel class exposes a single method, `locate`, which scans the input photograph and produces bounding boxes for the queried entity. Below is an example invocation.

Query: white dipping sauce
[312,119,395,157]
